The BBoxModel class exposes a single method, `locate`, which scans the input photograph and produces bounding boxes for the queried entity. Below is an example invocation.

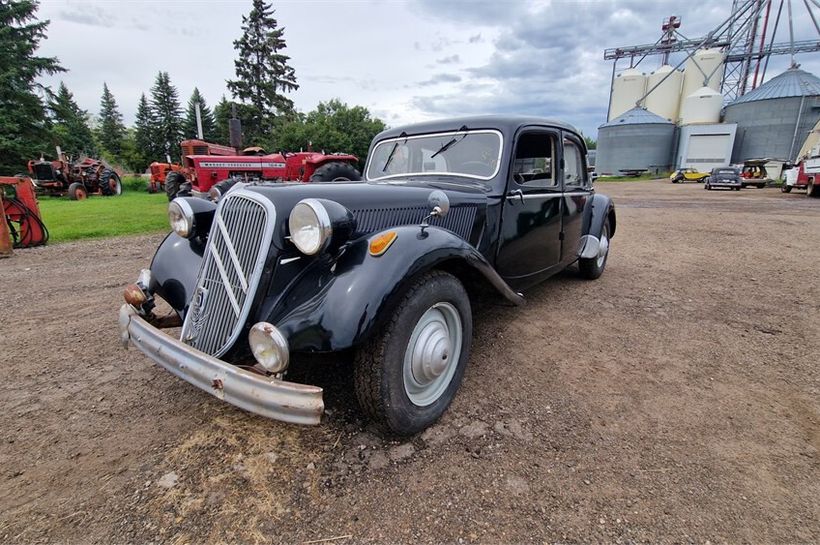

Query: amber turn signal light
[369,231,397,256]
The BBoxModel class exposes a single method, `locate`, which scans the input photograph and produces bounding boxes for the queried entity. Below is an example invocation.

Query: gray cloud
[437,54,461,65]
[418,73,462,86]
[58,6,110,27]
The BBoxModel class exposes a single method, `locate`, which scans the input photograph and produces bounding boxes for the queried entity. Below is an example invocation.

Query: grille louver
[180,191,275,357]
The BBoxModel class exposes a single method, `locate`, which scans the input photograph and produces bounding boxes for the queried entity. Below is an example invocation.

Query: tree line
[0,0,386,175]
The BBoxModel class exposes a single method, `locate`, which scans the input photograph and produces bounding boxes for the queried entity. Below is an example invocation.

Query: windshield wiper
[381,131,407,172]
[430,125,469,159]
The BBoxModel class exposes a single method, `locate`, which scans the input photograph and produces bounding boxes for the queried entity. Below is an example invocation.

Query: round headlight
[289,199,332,255]
[168,198,195,238]
[249,322,290,374]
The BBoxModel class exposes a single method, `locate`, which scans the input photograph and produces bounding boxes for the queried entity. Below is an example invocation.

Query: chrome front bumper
[118,304,324,425]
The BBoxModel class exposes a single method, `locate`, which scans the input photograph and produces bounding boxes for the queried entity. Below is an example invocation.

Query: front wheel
[579,222,610,280]
[67,182,87,200]
[354,271,472,435]
[781,184,792,193]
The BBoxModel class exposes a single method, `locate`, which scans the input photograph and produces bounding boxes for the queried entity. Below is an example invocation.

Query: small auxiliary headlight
[168,198,195,238]
[248,322,290,374]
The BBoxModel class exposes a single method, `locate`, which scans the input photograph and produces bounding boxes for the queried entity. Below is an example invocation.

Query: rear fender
[579,193,616,259]
[267,225,523,352]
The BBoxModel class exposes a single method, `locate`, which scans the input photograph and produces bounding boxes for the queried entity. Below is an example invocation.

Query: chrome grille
[180,191,275,357]
[353,205,476,240]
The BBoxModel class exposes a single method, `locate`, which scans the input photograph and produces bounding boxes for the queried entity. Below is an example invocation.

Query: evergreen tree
[149,71,183,162]
[213,95,232,146]
[0,0,64,172]
[183,87,216,140]
[227,0,298,143]
[133,93,155,169]
[96,82,126,156]
[48,81,96,158]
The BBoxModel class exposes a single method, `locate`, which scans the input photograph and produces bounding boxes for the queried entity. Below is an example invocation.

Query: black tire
[578,221,610,280]
[354,270,472,435]
[99,169,121,196]
[309,161,361,182]
[165,171,184,201]
[757,183,766,189]
[781,184,792,193]
[808,180,820,198]
[67,182,87,201]
[705,183,711,190]
[734,186,741,191]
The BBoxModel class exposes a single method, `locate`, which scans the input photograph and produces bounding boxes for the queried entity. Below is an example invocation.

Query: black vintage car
[118,116,616,435]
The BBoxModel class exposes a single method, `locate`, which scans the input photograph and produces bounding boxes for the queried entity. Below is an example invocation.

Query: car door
[495,127,563,282]
[560,132,591,264]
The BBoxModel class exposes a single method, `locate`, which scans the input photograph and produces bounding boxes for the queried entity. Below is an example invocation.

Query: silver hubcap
[403,302,462,406]
[597,232,609,268]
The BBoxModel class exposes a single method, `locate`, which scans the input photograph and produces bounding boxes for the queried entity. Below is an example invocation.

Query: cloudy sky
[36,0,820,138]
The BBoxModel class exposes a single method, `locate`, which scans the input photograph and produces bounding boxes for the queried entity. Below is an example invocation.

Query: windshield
[366,130,503,181]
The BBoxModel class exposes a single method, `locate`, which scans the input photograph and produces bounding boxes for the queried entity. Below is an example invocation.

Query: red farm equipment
[28,150,122,200]
[1,176,48,249]
[148,139,238,193]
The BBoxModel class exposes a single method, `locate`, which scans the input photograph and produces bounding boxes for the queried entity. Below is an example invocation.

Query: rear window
[714,168,738,175]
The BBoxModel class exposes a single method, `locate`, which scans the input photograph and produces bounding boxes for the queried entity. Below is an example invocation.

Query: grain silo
[679,86,723,125]
[597,107,675,176]
[608,68,647,121]
[724,67,820,162]
[680,48,725,100]
[645,65,683,122]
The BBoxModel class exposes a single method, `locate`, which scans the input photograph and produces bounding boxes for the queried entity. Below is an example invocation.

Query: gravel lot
[1,181,818,544]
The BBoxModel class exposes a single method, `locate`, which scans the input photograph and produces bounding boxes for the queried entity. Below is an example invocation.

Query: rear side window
[563,138,585,187]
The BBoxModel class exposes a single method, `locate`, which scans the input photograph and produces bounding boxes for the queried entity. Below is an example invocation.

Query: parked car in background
[705,167,742,191]
[118,115,617,435]
[740,159,771,188]
[670,168,710,183]
[782,157,820,197]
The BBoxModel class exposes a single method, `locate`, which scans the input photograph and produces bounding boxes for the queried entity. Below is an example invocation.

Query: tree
[227,0,298,143]
[213,95,232,146]
[0,0,64,172]
[132,93,155,171]
[276,99,386,167]
[149,71,183,162]
[584,136,597,150]
[48,81,96,158]
[183,87,216,141]
[96,82,126,156]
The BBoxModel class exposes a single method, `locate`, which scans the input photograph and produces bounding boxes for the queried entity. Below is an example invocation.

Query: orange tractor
[28,151,122,200]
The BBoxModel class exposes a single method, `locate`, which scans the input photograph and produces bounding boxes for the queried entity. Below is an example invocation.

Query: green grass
[38,176,170,243]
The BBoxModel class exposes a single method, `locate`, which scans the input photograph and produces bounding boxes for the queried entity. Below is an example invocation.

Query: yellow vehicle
[670,168,710,183]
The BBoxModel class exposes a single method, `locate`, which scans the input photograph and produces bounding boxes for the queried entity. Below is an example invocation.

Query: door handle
[507,189,524,204]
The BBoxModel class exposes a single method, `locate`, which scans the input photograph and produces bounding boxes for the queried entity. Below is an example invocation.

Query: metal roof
[599,107,673,128]
[729,67,820,105]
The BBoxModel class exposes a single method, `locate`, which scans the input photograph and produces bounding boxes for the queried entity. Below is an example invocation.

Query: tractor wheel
[68,182,87,201]
[309,161,362,182]
[99,170,121,196]
[165,171,184,201]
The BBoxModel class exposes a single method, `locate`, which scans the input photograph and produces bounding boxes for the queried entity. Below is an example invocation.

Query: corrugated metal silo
[724,67,820,162]
[679,86,723,125]
[608,68,647,121]
[645,64,683,122]
[596,107,676,175]
[681,48,725,101]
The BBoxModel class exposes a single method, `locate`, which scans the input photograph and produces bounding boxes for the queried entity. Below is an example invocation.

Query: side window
[563,138,585,187]
[512,132,556,187]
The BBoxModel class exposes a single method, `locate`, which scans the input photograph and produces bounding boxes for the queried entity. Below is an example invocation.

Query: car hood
[241,178,489,248]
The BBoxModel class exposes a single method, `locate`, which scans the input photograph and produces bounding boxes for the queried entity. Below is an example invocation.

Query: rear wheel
[808,180,820,198]
[757,183,766,189]
[67,182,87,201]
[782,184,792,193]
[354,271,472,435]
[579,221,610,280]
[309,161,362,182]
[99,170,121,196]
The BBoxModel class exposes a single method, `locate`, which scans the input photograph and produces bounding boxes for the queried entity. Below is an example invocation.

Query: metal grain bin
[596,107,675,176]
[724,67,820,162]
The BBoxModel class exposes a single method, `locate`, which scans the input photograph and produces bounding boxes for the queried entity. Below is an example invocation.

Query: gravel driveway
[1,181,818,544]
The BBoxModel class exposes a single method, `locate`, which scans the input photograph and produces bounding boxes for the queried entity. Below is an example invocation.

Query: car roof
[374,115,583,141]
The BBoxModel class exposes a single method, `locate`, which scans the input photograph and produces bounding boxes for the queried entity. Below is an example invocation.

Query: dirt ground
[1,181,818,544]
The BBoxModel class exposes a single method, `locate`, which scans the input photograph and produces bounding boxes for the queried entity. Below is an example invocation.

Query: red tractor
[167,148,361,201]
[148,139,238,193]
[28,152,122,200]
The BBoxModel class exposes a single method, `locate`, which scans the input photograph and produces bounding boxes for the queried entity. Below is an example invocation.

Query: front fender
[149,232,205,313]
[267,225,522,353]
[579,193,616,259]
